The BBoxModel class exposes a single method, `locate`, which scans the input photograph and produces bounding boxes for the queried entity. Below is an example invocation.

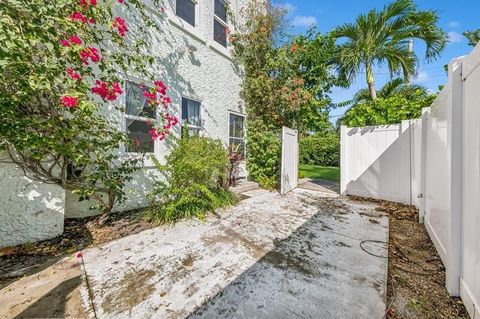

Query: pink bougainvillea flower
[159,7,166,13]
[112,17,128,37]
[161,96,171,108]
[79,0,96,6]
[143,91,158,105]
[117,0,125,3]
[60,39,70,47]
[154,80,167,95]
[69,12,94,24]
[164,113,178,126]
[91,80,123,101]
[149,128,166,141]
[80,47,100,64]
[68,35,83,45]
[76,251,83,259]
[66,68,82,80]
[61,95,78,108]
[60,35,82,47]
[143,91,156,100]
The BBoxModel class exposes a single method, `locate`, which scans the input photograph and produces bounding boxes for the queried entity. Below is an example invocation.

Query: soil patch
[0,208,152,287]
[350,196,469,319]
[0,209,154,318]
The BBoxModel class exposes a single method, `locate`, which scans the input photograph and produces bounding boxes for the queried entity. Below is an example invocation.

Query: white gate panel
[281,126,298,194]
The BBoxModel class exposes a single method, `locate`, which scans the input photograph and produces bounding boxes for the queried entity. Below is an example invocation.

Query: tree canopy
[463,29,480,47]
[339,79,436,127]
[332,0,447,99]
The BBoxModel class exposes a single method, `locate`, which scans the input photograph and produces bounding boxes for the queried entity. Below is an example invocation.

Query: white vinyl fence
[341,44,480,318]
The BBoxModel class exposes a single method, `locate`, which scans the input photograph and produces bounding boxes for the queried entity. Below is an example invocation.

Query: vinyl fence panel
[340,44,480,318]
[460,44,480,318]
[340,122,412,204]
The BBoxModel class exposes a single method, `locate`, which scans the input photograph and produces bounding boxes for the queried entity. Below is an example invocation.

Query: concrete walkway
[82,186,388,319]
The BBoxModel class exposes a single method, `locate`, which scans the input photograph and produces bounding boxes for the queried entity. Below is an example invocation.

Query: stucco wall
[0,160,65,248]
[65,0,248,217]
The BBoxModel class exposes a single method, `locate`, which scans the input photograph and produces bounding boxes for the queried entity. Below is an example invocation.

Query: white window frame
[228,111,246,154]
[123,80,158,155]
[181,96,202,135]
[168,0,207,44]
[213,0,229,47]
[174,0,198,27]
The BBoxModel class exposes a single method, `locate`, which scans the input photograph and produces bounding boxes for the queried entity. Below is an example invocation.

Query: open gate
[280,126,299,194]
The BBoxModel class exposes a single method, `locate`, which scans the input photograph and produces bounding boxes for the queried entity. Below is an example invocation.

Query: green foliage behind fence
[300,136,340,167]
[246,120,281,189]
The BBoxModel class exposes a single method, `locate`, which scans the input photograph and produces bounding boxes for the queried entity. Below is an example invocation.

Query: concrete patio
[81,183,389,318]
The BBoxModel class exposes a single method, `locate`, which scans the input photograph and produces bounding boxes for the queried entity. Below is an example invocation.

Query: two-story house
[0,0,248,247]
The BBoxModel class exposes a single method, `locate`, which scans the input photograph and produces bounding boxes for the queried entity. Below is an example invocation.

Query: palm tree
[334,78,429,108]
[351,78,427,104]
[332,0,447,99]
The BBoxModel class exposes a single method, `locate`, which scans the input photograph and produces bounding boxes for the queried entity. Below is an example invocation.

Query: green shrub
[246,120,281,189]
[300,136,340,167]
[257,174,277,190]
[146,136,237,224]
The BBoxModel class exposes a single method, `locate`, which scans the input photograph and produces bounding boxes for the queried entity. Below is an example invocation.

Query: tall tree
[332,0,447,99]
[463,29,480,47]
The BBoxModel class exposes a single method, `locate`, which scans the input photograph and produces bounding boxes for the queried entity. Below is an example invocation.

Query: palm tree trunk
[366,63,377,100]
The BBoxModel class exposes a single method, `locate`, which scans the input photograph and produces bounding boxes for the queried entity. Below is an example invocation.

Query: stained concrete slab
[81,188,388,319]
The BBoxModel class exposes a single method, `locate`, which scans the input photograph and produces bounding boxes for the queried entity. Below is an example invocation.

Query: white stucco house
[0,0,249,248]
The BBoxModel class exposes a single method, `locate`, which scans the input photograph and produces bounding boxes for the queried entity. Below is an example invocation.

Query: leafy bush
[300,136,340,167]
[257,175,278,190]
[146,136,237,223]
[0,0,177,215]
[246,120,281,189]
[341,91,436,127]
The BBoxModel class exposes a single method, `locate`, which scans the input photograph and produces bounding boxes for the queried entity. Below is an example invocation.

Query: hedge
[300,136,340,167]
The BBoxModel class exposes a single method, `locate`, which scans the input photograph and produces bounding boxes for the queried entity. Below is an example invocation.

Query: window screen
[125,81,156,153]
[182,97,201,136]
[214,19,227,47]
[176,0,196,27]
[229,113,245,153]
[214,0,227,22]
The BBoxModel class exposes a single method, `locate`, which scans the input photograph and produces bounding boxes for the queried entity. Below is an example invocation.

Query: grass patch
[299,164,340,182]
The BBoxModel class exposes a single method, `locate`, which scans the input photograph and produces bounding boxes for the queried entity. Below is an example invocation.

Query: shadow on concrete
[13,275,82,319]
[185,196,387,319]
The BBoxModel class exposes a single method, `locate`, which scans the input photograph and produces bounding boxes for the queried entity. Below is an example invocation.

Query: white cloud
[447,21,460,28]
[414,70,430,84]
[448,31,464,43]
[278,2,296,13]
[291,15,317,27]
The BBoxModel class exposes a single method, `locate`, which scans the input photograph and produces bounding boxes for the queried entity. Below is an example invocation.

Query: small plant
[257,174,277,190]
[146,136,238,223]
[406,297,425,311]
[227,144,245,187]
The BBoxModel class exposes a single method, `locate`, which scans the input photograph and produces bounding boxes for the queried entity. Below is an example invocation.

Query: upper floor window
[176,0,196,27]
[229,113,245,154]
[213,0,228,47]
[125,81,156,153]
[182,97,201,136]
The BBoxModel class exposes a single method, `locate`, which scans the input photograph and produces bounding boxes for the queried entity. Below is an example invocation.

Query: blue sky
[274,0,480,122]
